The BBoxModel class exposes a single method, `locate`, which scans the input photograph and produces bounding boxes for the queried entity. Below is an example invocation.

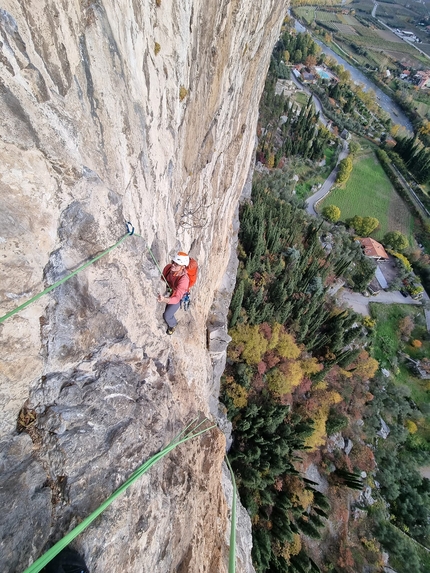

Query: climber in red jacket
[157,252,190,335]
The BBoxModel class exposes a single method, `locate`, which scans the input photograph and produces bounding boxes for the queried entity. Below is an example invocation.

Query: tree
[347,215,379,236]
[229,324,268,365]
[230,280,245,327]
[383,231,409,252]
[391,124,401,138]
[294,49,302,63]
[348,141,360,155]
[348,351,379,380]
[336,156,353,184]
[322,205,341,223]
[305,54,317,68]
[267,362,303,395]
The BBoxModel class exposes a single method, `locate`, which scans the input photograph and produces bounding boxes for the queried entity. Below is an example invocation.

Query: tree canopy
[383,230,409,252]
[346,215,379,236]
[322,204,341,223]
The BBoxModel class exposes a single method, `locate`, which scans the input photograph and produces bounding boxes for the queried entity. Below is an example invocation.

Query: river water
[293,18,413,132]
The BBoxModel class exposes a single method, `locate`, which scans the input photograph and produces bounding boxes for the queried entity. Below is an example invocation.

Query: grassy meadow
[320,150,414,242]
[369,302,430,432]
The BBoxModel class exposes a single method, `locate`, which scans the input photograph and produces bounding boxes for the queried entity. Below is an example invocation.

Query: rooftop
[359,237,389,260]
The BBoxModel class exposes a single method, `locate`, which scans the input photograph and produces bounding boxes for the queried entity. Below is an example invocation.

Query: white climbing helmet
[172,251,190,266]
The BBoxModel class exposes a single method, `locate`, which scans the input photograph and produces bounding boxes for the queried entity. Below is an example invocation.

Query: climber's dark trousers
[163,302,180,328]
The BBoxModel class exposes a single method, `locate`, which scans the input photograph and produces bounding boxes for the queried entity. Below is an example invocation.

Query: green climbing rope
[0,232,132,325]
[22,418,216,573]
[0,226,175,326]
[1,223,231,571]
[225,455,237,573]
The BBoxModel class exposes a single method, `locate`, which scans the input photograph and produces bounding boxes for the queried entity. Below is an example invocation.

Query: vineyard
[292,6,427,69]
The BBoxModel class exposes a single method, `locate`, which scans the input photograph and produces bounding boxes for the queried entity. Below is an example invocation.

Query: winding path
[306,139,348,215]
[288,74,350,216]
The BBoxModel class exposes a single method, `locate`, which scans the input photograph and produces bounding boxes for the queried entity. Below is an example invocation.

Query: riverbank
[291,13,414,133]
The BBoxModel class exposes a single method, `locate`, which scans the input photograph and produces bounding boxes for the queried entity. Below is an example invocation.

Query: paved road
[306,140,349,215]
[341,289,422,316]
[290,74,328,127]
[289,74,350,215]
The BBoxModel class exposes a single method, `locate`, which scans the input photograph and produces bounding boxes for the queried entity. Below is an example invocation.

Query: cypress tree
[229,280,245,327]
[297,517,322,539]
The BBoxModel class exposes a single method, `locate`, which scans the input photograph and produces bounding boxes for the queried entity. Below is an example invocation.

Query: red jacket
[162,264,190,304]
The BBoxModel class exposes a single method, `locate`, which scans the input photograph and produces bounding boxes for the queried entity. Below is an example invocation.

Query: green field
[320,151,414,241]
[293,6,316,24]
[293,91,310,106]
[315,10,339,23]
[369,302,430,408]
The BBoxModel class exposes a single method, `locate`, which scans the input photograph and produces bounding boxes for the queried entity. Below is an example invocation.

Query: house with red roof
[358,238,389,262]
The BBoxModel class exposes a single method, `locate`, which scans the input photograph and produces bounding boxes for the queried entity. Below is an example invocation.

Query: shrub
[411,339,422,348]
[154,42,161,55]
[363,316,376,329]
[389,250,412,272]
[179,86,188,101]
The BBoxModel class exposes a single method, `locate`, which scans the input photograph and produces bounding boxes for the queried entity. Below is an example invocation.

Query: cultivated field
[376,29,404,43]
[320,151,414,241]
[293,5,428,69]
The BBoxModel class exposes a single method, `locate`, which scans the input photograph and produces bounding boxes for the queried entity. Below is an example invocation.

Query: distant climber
[157,252,190,335]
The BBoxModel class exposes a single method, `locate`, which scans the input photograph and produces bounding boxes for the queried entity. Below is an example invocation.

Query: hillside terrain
[222,20,430,572]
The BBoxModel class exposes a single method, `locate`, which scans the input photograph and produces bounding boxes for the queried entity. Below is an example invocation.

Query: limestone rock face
[0,1,288,571]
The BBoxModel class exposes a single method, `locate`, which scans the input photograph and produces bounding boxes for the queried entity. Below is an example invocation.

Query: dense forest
[223,182,377,572]
[223,22,430,573]
[224,183,430,573]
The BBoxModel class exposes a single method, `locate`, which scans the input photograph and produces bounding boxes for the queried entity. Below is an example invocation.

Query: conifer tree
[229,280,245,327]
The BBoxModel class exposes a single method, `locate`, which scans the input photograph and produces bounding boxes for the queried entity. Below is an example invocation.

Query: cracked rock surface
[0,1,288,571]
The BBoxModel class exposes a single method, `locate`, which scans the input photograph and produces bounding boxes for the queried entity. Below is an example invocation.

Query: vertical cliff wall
[0,1,288,571]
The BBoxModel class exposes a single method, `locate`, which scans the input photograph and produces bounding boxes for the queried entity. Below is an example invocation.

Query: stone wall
[0,1,288,571]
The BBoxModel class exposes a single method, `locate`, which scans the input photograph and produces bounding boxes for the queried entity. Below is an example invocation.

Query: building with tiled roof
[359,238,389,261]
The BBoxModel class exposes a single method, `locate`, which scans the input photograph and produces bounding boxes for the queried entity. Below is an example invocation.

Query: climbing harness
[22,417,217,573]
